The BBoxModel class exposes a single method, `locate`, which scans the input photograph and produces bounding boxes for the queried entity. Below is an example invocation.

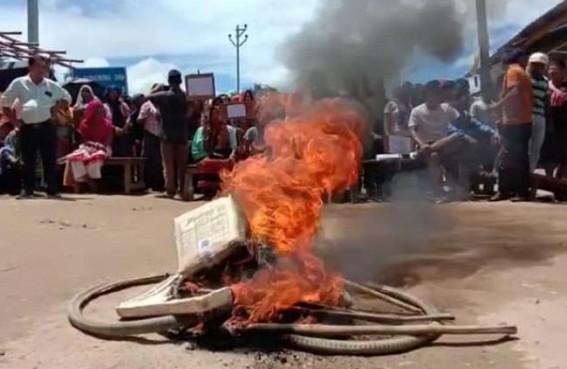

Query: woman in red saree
[64,100,113,186]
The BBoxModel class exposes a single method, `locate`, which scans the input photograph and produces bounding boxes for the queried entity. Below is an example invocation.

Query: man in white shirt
[138,83,165,191]
[1,54,71,198]
[470,94,496,128]
[409,80,461,200]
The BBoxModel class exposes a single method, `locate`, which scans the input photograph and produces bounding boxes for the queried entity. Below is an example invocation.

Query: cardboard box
[116,274,232,319]
[174,195,247,277]
[115,196,246,318]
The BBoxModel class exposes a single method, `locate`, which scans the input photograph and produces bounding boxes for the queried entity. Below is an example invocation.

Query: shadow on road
[318,204,567,287]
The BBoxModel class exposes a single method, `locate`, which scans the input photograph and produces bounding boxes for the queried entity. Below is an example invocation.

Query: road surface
[0,196,566,369]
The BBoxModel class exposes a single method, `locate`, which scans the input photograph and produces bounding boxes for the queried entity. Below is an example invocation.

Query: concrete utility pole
[476,0,492,98]
[27,0,39,44]
[228,24,248,93]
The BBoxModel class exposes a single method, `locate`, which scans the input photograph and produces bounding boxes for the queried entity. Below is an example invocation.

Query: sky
[0,0,563,94]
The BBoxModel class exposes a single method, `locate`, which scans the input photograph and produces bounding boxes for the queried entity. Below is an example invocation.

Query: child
[0,123,22,195]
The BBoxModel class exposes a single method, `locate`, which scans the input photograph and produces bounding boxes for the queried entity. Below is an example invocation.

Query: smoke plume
[281,0,510,93]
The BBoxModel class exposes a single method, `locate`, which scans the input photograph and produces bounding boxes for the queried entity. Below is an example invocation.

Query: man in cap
[526,52,549,172]
[1,54,71,198]
[148,70,189,199]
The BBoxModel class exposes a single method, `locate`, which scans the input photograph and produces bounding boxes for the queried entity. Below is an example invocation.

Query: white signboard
[468,74,481,95]
[226,103,247,119]
[185,73,215,99]
[388,135,413,154]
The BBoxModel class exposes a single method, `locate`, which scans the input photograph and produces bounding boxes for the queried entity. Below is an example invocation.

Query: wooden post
[476,0,492,99]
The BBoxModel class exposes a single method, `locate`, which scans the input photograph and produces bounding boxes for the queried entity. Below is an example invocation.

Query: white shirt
[408,103,460,143]
[227,125,238,150]
[138,101,162,136]
[469,99,494,128]
[1,75,71,124]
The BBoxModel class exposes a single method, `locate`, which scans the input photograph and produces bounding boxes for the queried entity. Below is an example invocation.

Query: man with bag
[1,54,71,198]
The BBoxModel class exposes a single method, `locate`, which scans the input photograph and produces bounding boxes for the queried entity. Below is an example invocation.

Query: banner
[73,67,129,95]
[185,73,215,100]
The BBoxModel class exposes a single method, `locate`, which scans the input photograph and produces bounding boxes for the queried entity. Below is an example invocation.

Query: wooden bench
[108,157,146,194]
[531,173,567,201]
[59,156,146,194]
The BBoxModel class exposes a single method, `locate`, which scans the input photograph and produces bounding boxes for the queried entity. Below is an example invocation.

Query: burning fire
[221,96,367,323]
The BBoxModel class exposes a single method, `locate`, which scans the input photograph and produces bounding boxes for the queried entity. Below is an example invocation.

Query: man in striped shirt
[527,52,549,172]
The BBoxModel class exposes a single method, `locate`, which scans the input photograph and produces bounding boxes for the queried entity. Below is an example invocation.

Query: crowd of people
[1,49,567,203]
[0,54,264,200]
[381,48,567,203]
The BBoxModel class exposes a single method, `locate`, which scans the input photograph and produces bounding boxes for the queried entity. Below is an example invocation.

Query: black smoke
[281,0,509,94]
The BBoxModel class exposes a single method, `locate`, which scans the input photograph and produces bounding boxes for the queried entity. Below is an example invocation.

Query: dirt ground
[0,195,566,369]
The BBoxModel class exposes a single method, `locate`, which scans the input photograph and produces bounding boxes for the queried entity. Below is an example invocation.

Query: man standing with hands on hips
[490,48,534,202]
[1,54,71,199]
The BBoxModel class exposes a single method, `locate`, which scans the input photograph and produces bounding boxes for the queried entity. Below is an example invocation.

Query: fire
[221,96,367,323]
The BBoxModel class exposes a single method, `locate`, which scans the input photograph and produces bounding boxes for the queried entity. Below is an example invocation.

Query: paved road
[0,196,566,369]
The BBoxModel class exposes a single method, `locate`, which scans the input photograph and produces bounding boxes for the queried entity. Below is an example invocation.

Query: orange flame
[222,96,367,323]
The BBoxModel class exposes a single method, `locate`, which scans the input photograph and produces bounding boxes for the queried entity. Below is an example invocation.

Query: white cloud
[126,57,178,95]
[0,0,319,90]
[0,0,562,93]
[501,1,563,26]
[82,57,110,68]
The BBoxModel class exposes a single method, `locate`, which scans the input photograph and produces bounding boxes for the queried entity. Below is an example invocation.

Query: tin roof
[492,1,567,60]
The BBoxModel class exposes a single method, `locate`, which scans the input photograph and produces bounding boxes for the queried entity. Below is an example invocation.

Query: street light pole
[228,24,248,93]
[476,0,492,98]
[27,0,39,44]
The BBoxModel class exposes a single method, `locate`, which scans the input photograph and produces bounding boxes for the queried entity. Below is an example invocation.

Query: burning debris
[68,98,517,356]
